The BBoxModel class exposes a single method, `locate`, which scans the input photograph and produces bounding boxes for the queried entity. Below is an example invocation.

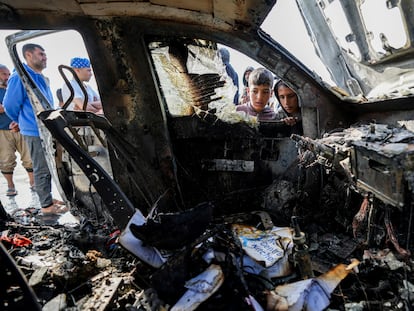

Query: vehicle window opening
[148,39,244,118]
[148,37,302,139]
[360,0,406,53]
[5,30,117,225]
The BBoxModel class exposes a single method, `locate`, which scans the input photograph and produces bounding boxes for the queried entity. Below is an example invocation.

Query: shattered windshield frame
[148,38,261,126]
[263,0,414,101]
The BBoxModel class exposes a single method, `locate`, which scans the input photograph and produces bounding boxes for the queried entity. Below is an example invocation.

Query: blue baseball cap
[70,57,91,68]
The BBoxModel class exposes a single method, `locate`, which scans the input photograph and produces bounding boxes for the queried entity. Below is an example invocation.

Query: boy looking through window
[236,67,275,121]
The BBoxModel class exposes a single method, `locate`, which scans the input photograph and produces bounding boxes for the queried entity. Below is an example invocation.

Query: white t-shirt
[61,79,100,110]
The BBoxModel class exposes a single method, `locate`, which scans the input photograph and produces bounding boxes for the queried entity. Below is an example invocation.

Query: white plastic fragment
[57,211,80,226]
[171,264,224,311]
[266,259,360,311]
[43,293,67,311]
[118,210,166,268]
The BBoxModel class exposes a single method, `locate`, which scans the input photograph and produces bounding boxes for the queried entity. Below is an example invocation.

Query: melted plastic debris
[266,259,359,311]
[57,211,80,226]
[171,264,225,311]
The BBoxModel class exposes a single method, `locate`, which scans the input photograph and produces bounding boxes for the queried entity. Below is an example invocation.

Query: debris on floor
[1,123,414,310]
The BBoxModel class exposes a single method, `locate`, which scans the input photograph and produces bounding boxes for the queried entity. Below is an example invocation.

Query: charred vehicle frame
[1,0,414,310]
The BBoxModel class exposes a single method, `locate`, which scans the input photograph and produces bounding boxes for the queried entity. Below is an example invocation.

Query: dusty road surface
[0,154,62,215]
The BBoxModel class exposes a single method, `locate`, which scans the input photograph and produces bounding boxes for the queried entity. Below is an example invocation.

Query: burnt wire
[351,273,371,311]
[407,198,413,253]
[67,154,77,205]
[227,229,257,301]
[244,273,275,290]
[89,182,101,224]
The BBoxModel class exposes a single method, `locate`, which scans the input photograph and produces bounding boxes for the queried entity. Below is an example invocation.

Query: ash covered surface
[1,124,414,311]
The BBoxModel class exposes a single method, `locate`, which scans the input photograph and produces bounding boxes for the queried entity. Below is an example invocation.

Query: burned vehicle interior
[1,0,414,310]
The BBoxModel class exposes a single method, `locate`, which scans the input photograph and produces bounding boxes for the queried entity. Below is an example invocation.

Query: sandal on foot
[25,206,39,215]
[41,203,69,215]
[52,199,65,205]
[6,188,17,196]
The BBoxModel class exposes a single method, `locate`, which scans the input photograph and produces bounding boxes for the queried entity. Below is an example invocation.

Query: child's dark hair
[274,79,291,93]
[248,68,274,87]
[274,79,297,103]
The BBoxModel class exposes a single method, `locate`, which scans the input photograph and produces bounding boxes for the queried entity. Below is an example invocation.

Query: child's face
[248,84,272,113]
[277,85,299,114]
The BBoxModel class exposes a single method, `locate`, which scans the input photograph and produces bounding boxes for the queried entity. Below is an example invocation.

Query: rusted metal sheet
[0,0,275,30]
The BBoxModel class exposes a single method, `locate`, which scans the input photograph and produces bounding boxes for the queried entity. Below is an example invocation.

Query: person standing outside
[239,66,254,105]
[0,64,34,197]
[61,57,103,114]
[56,88,64,108]
[218,48,239,105]
[236,67,276,121]
[3,44,67,215]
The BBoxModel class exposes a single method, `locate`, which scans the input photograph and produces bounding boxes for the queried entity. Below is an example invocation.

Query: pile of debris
[1,123,414,310]
[0,206,413,310]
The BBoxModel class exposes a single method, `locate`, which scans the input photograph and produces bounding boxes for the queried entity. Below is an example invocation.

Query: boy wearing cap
[61,57,103,114]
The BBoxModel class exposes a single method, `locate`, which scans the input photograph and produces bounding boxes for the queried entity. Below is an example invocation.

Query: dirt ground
[0,154,62,213]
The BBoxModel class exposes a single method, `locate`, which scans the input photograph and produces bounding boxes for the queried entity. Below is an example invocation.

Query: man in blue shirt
[0,64,34,197]
[3,44,67,215]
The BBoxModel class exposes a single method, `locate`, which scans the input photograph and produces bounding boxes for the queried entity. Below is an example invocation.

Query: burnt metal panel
[295,0,364,96]
[351,140,414,208]
[40,110,136,228]
[0,0,275,31]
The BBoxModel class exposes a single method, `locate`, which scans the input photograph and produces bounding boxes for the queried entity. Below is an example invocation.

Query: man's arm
[89,100,103,110]
[0,102,20,132]
[89,88,102,110]
[63,81,103,113]
[3,74,24,122]
[9,121,20,132]
[72,97,102,113]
